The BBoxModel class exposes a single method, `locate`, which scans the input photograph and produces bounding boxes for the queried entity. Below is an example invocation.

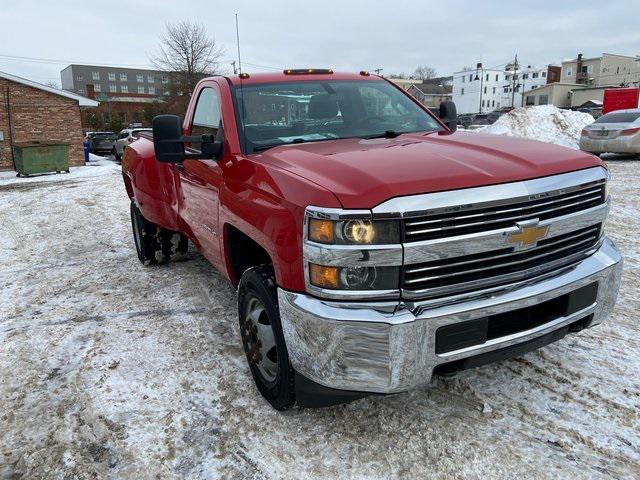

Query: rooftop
[0,70,98,107]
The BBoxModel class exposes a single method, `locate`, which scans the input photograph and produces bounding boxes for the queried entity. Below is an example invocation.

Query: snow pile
[479,105,594,149]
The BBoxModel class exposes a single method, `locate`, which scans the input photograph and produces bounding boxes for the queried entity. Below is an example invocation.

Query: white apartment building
[453,64,552,114]
[500,66,550,109]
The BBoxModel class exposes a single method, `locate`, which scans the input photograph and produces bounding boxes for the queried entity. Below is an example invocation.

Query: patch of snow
[0,162,120,186]
[88,152,107,162]
[479,105,595,149]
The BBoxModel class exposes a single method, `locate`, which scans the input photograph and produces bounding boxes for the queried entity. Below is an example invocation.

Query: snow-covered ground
[478,105,595,149]
[1,157,639,479]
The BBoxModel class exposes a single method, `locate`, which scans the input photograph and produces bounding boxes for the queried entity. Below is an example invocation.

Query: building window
[148,86,155,95]
[120,72,128,81]
[523,73,529,79]
[481,100,485,107]
[469,74,473,82]
[76,75,83,81]
[148,75,154,83]
[121,85,128,93]
[492,100,495,107]
[505,75,511,81]
[504,87,509,93]
[77,88,84,94]
[566,68,572,77]
[532,72,539,78]
[538,95,549,105]
[493,87,496,94]
[94,84,101,92]
[526,96,535,106]
[91,71,100,80]
[495,74,499,81]
[108,72,116,81]
[461,88,464,95]
[109,84,117,93]
[484,87,487,94]
[138,86,145,94]
[485,73,489,81]
[137,74,144,83]
[462,76,465,83]
[587,65,593,74]
[162,75,169,84]
[542,71,547,78]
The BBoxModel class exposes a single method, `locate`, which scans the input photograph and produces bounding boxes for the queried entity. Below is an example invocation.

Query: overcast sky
[2,0,639,85]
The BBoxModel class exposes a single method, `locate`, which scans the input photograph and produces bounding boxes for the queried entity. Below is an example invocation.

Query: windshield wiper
[362,130,402,139]
[252,137,308,152]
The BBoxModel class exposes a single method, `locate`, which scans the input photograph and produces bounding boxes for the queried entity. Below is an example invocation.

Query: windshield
[594,111,640,124]
[233,80,442,153]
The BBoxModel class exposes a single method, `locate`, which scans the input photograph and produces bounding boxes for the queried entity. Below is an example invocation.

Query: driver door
[176,84,224,269]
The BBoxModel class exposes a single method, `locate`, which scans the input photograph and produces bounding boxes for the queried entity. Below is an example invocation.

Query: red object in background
[602,88,640,114]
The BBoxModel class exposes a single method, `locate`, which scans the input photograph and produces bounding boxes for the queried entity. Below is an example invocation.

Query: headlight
[309,263,399,290]
[308,218,400,245]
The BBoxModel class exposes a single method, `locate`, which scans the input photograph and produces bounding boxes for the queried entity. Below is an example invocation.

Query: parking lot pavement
[1,161,638,479]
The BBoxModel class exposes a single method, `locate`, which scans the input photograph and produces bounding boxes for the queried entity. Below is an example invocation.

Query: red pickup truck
[122,70,622,410]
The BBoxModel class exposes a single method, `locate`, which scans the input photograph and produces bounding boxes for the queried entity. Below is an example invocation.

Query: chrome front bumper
[279,238,622,394]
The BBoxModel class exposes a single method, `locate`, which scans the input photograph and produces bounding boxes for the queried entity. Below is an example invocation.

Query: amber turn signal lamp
[309,264,339,289]
[308,218,334,244]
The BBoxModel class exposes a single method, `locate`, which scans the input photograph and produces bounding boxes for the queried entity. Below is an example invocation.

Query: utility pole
[476,62,484,113]
[511,53,519,108]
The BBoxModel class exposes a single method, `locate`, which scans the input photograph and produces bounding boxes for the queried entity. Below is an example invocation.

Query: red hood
[255,131,603,209]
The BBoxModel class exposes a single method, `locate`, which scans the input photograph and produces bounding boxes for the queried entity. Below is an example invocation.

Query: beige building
[561,53,639,87]
[524,83,581,108]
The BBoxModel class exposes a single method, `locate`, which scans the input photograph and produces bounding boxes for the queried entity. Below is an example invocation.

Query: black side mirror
[439,101,458,132]
[152,114,223,163]
[153,115,184,163]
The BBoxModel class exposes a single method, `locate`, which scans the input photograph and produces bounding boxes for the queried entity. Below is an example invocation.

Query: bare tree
[152,21,225,100]
[413,65,437,81]
[45,80,60,89]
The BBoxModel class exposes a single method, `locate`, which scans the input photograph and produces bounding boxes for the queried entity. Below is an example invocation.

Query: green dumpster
[13,142,69,177]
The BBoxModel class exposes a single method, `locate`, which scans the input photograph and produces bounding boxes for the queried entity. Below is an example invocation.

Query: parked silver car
[113,127,152,161]
[580,109,640,156]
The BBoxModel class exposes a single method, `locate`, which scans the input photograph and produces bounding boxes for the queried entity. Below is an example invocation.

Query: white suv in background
[113,127,152,161]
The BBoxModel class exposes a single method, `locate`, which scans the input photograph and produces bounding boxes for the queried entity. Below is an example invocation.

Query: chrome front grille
[373,168,612,301]
[403,183,605,242]
[402,224,602,298]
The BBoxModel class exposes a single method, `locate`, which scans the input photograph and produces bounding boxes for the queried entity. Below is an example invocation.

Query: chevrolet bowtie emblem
[509,220,549,249]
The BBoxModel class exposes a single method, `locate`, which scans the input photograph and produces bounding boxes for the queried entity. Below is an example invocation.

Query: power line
[0,53,154,68]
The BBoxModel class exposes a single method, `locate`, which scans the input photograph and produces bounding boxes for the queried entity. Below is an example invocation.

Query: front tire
[238,266,295,410]
[130,200,188,265]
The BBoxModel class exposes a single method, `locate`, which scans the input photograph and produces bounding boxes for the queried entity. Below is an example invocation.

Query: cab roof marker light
[239,72,250,79]
[283,69,334,75]
[360,70,370,76]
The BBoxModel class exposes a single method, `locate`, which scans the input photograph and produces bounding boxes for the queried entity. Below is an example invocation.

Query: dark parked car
[86,132,117,154]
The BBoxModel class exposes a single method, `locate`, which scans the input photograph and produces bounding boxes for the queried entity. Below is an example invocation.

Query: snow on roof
[0,70,99,107]
[107,96,166,104]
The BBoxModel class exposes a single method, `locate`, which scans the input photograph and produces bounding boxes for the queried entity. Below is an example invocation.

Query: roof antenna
[235,13,248,153]
[235,13,243,75]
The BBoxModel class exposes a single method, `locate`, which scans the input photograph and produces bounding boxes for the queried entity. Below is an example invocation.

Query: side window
[192,87,221,140]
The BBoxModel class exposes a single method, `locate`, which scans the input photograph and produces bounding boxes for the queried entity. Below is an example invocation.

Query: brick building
[0,70,98,171]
